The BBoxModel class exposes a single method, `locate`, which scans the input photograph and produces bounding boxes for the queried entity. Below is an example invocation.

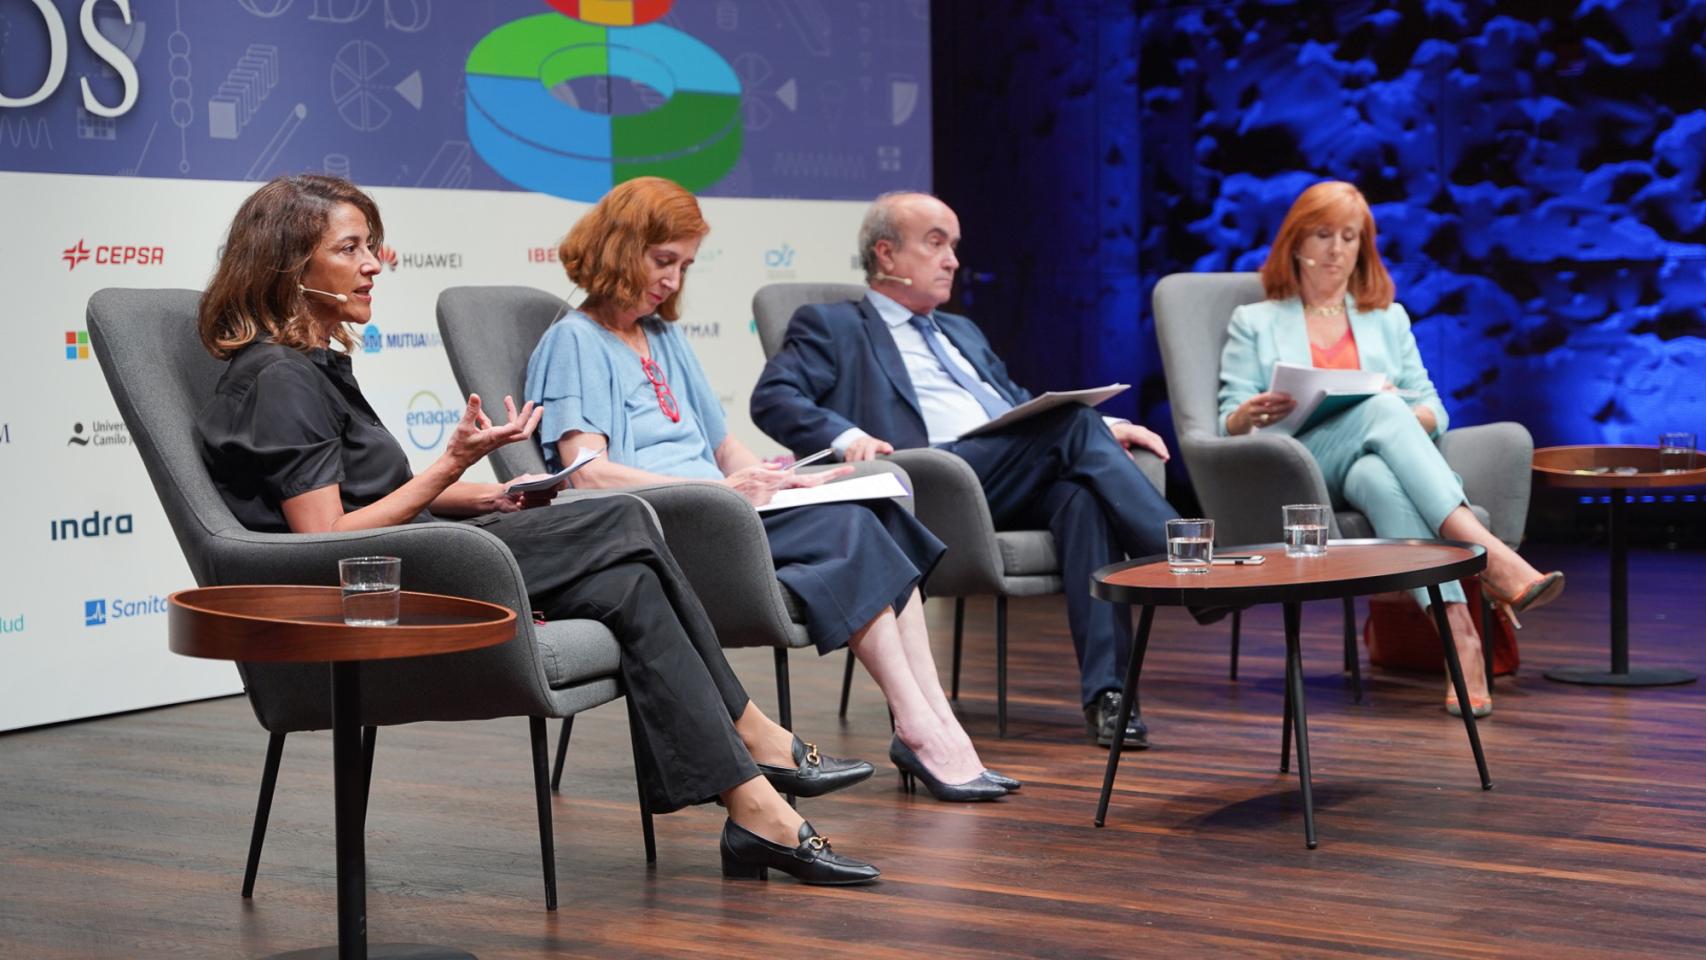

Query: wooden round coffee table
[1091,539,1489,849]
[169,585,516,960]
[1533,445,1706,687]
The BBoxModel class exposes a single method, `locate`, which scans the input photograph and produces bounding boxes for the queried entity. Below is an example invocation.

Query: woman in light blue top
[1218,181,1563,717]
[527,177,1012,802]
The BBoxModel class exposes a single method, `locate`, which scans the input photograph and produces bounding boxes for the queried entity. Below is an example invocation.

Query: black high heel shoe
[981,769,1022,791]
[756,735,874,798]
[889,736,1007,802]
[719,819,880,885]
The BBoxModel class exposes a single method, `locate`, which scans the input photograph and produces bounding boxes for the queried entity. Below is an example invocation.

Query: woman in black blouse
[195,174,878,885]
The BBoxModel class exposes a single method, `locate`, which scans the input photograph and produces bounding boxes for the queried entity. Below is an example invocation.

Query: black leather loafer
[980,769,1022,791]
[756,736,874,798]
[1085,690,1149,749]
[719,819,880,885]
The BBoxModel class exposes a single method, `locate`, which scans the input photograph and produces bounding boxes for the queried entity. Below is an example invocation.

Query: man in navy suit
[752,192,1181,748]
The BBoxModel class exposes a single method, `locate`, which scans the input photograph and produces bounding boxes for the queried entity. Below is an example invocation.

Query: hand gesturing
[446,394,543,471]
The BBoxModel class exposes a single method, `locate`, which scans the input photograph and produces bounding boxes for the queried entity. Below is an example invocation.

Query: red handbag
[1362,578,1519,676]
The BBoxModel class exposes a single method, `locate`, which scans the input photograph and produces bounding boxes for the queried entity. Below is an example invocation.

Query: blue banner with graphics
[0,0,932,200]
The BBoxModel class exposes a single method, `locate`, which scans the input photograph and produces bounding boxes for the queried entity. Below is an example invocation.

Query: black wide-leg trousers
[472,494,759,813]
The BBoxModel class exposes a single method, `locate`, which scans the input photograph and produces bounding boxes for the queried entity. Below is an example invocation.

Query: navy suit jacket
[751,297,1032,455]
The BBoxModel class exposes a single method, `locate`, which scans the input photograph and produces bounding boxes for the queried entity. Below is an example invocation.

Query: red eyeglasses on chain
[640,357,681,423]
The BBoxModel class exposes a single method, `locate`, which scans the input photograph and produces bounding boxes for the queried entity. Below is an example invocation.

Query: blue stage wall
[937,1,1706,477]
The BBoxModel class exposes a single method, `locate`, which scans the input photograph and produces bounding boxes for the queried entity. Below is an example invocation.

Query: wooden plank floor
[3,544,1704,959]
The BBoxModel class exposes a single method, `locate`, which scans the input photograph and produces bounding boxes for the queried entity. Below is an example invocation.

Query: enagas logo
[63,239,165,271]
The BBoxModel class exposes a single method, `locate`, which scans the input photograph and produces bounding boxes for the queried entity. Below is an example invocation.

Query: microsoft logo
[66,330,91,361]
[84,599,107,626]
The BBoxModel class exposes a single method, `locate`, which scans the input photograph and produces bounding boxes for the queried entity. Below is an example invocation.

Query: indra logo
[63,240,91,270]
[65,330,91,360]
[465,1,741,201]
[84,595,168,627]
[362,324,443,353]
[61,239,164,270]
[51,509,134,542]
[764,243,796,270]
[405,390,461,450]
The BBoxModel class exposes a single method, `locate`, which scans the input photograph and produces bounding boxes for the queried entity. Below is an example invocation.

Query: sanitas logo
[65,330,91,360]
[51,509,134,541]
[361,324,442,354]
[61,239,164,270]
[0,613,22,635]
[389,251,465,270]
[68,419,130,448]
[405,390,461,450]
[84,595,168,627]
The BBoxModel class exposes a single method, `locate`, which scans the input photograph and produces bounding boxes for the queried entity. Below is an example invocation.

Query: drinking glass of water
[1166,518,1214,574]
[1659,432,1696,474]
[1282,504,1330,557]
[339,556,401,626]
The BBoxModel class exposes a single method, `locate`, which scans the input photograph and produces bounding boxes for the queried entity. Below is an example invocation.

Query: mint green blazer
[1216,296,1449,440]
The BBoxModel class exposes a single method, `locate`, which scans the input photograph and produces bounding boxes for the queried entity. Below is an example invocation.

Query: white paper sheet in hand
[757,471,912,513]
[503,447,604,494]
[1262,363,1385,436]
[956,383,1130,439]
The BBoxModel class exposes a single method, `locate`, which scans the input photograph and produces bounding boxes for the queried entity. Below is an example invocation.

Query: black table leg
[1429,585,1492,791]
[1546,494,1696,686]
[265,662,474,960]
[1094,605,1153,828]
[1279,634,1294,775]
[1282,602,1318,849]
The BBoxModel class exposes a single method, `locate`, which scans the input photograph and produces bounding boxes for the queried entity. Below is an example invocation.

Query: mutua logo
[361,324,442,353]
[405,390,461,450]
[65,330,91,360]
[51,509,134,541]
[61,239,164,270]
[68,419,130,448]
[84,594,168,627]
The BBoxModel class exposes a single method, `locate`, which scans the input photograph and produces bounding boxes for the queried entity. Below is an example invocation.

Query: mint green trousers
[1300,392,1467,608]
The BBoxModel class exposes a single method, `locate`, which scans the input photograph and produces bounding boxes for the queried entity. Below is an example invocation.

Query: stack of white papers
[958,384,1129,439]
[1261,363,1386,436]
[757,472,912,513]
[503,446,603,494]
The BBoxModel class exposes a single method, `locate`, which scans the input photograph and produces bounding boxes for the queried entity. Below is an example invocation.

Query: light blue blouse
[525,309,727,480]
[1217,297,1450,440]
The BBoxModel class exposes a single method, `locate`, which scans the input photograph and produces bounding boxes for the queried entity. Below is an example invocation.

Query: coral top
[1310,325,1361,370]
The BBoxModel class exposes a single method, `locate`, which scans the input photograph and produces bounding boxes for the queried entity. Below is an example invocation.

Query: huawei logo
[63,240,91,271]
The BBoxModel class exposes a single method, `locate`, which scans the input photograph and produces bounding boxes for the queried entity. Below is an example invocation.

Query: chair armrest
[882,448,1005,597]
[205,521,559,732]
[618,482,799,649]
[1438,422,1533,548]
[1130,448,1166,496]
[1181,432,1334,545]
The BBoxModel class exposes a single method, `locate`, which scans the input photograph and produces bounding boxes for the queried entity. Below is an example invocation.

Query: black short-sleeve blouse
[197,341,429,532]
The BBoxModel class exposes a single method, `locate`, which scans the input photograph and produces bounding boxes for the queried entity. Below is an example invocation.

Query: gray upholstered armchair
[1151,272,1531,684]
[436,284,913,769]
[751,282,1168,737]
[87,288,647,912]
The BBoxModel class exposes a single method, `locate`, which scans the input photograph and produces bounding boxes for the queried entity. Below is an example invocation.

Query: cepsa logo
[63,239,165,271]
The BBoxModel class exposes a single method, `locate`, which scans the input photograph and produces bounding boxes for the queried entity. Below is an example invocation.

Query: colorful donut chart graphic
[545,0,671,26]
[465,6,742,201]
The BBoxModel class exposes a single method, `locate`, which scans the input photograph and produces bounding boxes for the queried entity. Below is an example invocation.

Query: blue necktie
[909,314,1012,420]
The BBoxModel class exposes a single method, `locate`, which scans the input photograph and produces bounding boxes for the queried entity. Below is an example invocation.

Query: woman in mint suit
[1217,181,1563,717]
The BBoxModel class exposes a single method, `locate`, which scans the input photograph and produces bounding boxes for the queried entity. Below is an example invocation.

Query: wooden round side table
[1533,444,1706,687]
[169,585,516,960]
[1091,539,1489,849]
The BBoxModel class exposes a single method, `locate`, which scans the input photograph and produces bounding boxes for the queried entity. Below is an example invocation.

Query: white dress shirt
[832,290,999,450]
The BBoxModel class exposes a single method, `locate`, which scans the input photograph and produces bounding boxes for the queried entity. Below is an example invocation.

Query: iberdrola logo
[465,0,741,201]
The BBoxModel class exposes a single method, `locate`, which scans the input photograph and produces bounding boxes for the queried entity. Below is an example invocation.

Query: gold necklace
[1305,299,1346,318]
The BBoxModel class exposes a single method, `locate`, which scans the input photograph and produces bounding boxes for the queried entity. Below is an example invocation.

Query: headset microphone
[872,272,914,286]
[1295,254,1320,267]
[299,284,349,303]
